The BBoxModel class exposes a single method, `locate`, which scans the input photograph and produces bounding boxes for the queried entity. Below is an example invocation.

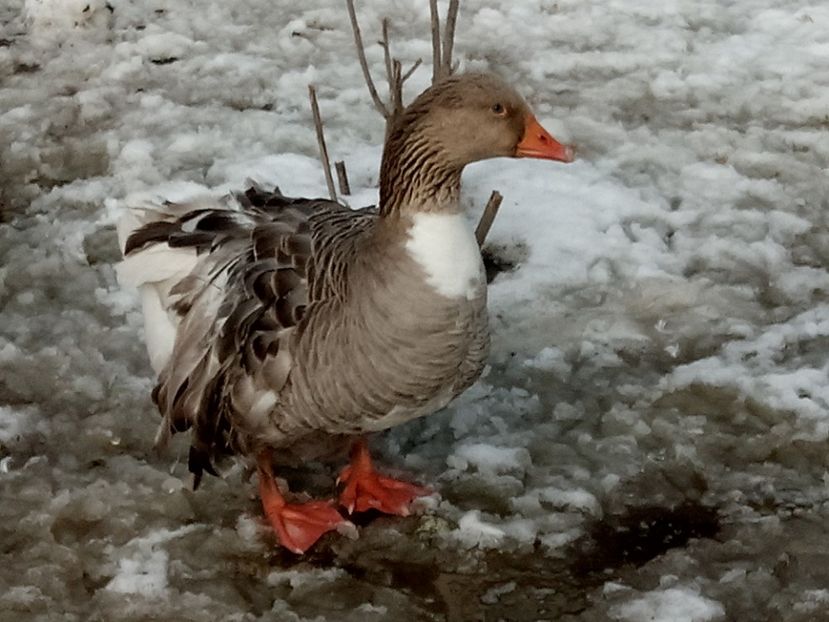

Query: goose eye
[491,103,506,116]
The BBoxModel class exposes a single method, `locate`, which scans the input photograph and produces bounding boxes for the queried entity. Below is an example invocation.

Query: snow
[24,0,111,35]
[452,509,507,548]
[2,0,829,619]
[447,443,531,475]
[610,586,725,622]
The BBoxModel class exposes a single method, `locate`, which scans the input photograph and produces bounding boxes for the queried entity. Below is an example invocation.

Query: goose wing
[120,185,377,485]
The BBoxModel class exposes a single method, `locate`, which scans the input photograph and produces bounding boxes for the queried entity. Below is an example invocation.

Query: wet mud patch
[575,502,721,574]
[482,243,527,284]
[248,500,721,621]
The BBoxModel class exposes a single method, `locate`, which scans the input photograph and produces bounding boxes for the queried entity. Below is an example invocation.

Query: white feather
[405,212,484,300]
[138,284,179,373]
[116,207,201,373]
[116,242,198,288]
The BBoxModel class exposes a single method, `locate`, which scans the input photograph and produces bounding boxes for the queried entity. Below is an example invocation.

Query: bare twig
[381,18,394,86]
[390,59,403,117]
[335,161,351,195]
[308,85,338,202]
[346,0,389,119]
[401,58,422,83]
[428,0,442,82]
[441,0,460,77]
[475,191,503,247]
[380,19,404,120]
[348,1,429,132]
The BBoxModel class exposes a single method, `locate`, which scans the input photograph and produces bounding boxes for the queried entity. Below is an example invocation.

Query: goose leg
[257,451,350,554]
[337,438,429,516]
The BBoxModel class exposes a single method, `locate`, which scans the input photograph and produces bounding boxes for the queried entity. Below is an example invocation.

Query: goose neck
[379,130,462,216]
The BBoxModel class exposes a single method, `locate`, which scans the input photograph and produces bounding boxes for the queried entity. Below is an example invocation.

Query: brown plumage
[117,72,574,551]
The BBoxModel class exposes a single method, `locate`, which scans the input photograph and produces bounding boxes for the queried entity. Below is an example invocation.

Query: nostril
[539,134,548,143]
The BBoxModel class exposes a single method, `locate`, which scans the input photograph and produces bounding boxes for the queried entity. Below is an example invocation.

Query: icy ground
[1,0,829,620]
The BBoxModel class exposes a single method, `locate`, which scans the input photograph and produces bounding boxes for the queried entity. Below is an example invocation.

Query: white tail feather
[116,202,203,374]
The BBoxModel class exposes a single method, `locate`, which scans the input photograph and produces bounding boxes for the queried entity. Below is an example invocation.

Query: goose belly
[360,385,458,432]
[283,289,489,436]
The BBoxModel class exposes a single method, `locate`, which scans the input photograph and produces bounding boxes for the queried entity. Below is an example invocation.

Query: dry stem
[345,0,462,125]
[335,161,351,195]
[475,191,503,247]
[346,0,389,120]
[308,85,338,202]
[428,0,442,83]
[381,18,394,89]
[441,0,460,78]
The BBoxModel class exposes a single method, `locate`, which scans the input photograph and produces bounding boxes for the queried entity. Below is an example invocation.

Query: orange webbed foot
[258,452,352,554]
[337,439,430,516]
[264,498,350,554]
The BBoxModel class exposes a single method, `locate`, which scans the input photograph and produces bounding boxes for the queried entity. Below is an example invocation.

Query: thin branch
[335,161,351,195]
[401,58,422,83]
[390,59,403,117]
[379,18,419,124]
[428,0,442,83]
[308,85,338,202]
[441,0,460,76]
[475,191,503,247]
[346,0,389,119]
[381,19,403,119]
[381,18,394,87]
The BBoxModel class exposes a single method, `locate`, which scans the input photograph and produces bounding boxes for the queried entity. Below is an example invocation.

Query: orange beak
[515,114,574,163]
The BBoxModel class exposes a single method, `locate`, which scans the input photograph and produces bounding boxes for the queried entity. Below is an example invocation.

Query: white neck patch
[405,212,484,300]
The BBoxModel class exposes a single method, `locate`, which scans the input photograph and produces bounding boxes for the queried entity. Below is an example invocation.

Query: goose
[117,72,574,554]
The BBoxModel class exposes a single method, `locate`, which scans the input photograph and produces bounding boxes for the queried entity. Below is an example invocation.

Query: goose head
[380,72,574,213]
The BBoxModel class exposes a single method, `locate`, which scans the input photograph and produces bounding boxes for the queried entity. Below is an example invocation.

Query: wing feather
[120,184,376,484]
